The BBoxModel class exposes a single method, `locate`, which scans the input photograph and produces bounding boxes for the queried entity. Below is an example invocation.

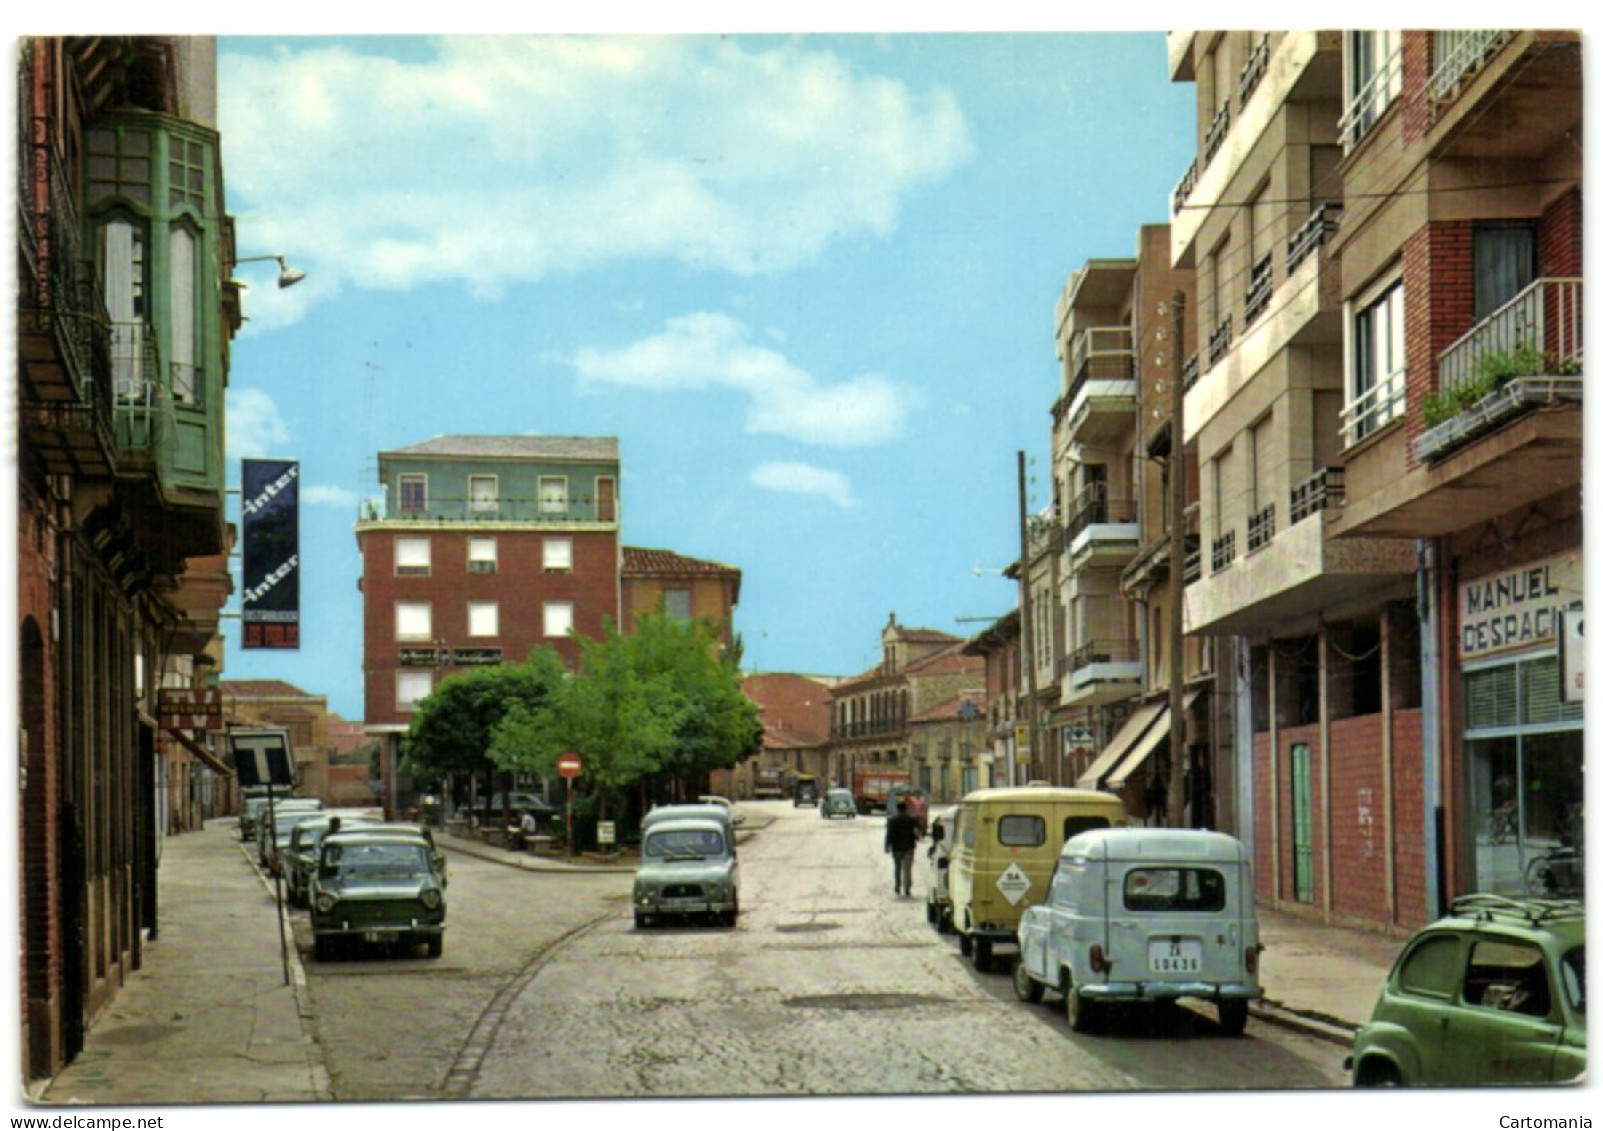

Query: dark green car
[1348,894,1584,1086]
[309,831,446,961]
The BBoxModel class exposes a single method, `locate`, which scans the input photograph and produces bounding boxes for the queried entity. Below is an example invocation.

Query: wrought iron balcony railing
[1070,637,1139,671]
[1211,530,1237,573]
[1172,158,1198,217]
[1289,467,1346,524]
[1203,101,1233,167]
[1208,315,1234,367]
[1287,202,1343,272]
[1246,503,1276,554]
[1243,253,1274,326]
[1238,34,1271,108]
[1181,353,1200,392]
[1065,482,1137,541]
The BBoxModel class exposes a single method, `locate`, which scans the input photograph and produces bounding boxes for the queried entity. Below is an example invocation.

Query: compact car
[632,817,739,929]
[821,788,857,819]
[309,831,446,961]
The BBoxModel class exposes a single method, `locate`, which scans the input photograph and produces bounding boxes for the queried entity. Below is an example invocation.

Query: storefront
[1458,550,1584,897]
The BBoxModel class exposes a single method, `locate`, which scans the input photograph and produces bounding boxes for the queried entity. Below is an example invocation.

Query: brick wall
[1539,187,1583,277]
[1404,221,1475,468]
[1328,714,1388,924]
[1252,731,1274,896]
[361,526,620,725]
[1389,708,1429,928]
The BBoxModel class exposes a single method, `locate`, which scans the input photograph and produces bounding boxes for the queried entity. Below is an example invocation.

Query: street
[292,802,1348,1100]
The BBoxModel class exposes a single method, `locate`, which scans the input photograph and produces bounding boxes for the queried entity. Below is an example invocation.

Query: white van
[1013,827,1262,1036]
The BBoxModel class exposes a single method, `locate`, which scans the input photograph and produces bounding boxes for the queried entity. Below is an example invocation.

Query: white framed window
[538,476,569,515]
[103,216,147,401]
[1344,271,1406,446]
[396,671,432,713]
[1342,30,1402,149]
[543,601,574,638]
[395,536,431,576]
[169,225,200,405]
[468,601,499,638]
[468,537,497,574]
[395,601,432,641]
[469,474,499,516]
[543,537,573,572]
[398,473,427,513]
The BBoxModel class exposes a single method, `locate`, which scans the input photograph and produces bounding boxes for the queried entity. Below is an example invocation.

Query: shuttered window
[395,537,431,576]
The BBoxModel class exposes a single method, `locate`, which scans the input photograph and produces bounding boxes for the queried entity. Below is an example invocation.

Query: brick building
[17,37,239,1080]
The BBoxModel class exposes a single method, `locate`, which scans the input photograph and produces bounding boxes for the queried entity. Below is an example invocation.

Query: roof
[623,546,741,576]
[910,689,987,725]
[742,673,832,750]
[905,643,985,678]
[220,680,316,700]
[383,435,619,462]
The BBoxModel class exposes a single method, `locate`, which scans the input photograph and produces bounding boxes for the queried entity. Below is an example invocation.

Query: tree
[488,611,763,820]
[402,650,568,811]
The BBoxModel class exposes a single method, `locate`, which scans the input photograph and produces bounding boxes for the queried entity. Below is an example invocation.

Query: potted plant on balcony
[1416,343,1581,462]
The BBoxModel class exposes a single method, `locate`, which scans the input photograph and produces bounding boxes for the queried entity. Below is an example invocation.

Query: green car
[309,831,446,961]
[821,788,857,819]
[1348,894,1584,1086]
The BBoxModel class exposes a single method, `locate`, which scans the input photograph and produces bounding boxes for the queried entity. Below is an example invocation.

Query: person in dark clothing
[885,801,921,896]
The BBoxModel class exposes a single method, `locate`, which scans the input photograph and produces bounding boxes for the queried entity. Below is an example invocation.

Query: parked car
[1347,894,1585,1086]
[309,831,446,961]
[336,821,449,882]
[633,817,739,929]
[947,786,1127,972]
[285,815,378,907]
[924,806,958,933]
[472,791,555,824]
[793,776,820,806]
[256,799,325,868]
[1013,827,1262,1036]
[262,806,333,876]
[821,788,857,819]
[241,792,318,841]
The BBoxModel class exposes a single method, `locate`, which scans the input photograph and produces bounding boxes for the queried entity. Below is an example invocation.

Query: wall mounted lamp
[230,254,307,289]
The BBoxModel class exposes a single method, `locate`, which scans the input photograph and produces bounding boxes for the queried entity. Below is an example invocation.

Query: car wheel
[1013,959,1045,1003]
[426,935,443,959]
[926,898,938,926]
[1065,971,1100,1034]
[1355,1059,1402,1087]
[938,905,954,935]
[634,913,651,930]
[959,931,974,958]
[973,937,994,973]
[314,935,335,963]
[1217,999,1249,1037]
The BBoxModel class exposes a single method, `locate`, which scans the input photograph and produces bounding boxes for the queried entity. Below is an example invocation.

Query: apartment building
[17,37,238,1078]
[1166,29,1580,931]
[1322,31,1583,912]
[357,434,623,813]
[1051,227,1219,827]
[961,609,1023,793]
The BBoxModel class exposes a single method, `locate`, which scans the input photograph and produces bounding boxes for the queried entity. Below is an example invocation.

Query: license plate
[364,930,400,944]
[1149,937,1203,974]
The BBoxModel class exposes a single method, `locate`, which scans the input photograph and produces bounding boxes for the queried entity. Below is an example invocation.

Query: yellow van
[947,786,1128,972]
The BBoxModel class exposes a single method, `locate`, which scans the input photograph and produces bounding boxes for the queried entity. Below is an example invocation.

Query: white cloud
[570,312,918,446]
[750,461,859,509]
[220,37,973,315]
[301,485,361,508]
[226,388,292,456]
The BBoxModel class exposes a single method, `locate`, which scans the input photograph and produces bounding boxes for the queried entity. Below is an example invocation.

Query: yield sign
[996,861,1032,905]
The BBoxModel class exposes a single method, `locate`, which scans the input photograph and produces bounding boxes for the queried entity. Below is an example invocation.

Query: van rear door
[1110,858,1246,984]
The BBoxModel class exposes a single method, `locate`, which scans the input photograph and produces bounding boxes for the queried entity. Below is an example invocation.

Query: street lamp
[230,254,307,289]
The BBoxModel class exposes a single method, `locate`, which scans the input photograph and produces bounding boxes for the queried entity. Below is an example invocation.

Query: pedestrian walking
[885,800,920,896]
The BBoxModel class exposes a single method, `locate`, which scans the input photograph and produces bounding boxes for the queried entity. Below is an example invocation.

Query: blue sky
[216,31,1195,719]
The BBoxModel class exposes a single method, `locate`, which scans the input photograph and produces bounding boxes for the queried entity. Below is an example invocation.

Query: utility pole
[1016,450,1039,786]
[1166,293,1188,827]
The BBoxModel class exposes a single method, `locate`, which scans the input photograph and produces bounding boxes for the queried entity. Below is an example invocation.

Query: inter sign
[241,458,301,649]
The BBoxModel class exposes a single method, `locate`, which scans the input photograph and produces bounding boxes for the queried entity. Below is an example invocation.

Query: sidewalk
[19,813,1404,1108]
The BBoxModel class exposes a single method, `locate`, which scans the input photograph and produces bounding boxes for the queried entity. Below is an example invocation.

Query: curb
[1248,1000,1359,1049]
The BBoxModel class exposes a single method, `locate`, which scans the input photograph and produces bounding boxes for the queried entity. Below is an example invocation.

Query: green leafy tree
[402,649,568,812]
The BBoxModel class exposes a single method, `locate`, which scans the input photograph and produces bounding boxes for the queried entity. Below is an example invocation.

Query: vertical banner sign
[242,458,301,649]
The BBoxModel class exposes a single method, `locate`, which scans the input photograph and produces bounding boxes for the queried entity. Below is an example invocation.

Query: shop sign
[1458,551,1581,661]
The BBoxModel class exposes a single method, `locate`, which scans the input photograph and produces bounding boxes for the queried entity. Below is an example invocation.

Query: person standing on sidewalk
[885,800,921,896]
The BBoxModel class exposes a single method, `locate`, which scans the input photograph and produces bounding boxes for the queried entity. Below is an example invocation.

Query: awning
[1106,692,1200,791]
[165,727,234,777]
[1074,700,1165,790]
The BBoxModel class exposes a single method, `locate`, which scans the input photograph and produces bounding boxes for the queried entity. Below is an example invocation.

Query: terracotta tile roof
[742,673,832,749]
[220,680,316,700]
[911,689,988,724]
[386,434,619,462]
[905,643,986,677]
[623,546,741,576]
[893,626,962,645]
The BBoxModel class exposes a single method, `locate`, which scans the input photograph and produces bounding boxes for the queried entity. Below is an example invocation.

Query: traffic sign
[557,752,583,779]
[229,729,295,788]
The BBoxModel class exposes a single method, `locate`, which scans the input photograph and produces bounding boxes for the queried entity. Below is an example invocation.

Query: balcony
[1338,45,1402,151]
[1055,326,1136,443]
[1062,637,1142,707]
[1243,253,1274,327]
[1208,316,1234,367]
[1246,503,1276,555]
[1065,483,1139,568]
[1429,30,1510,103]
[1238,34,1271,108]
[1181,353,1200,392]
[1340,368,1406,449]
[1289,467,1346,524]
[1210,530,1237,574]
[1287,202,1344,273]
[1202,102,1232,168]
[1171,158,1198,218]
[111,321,170,470]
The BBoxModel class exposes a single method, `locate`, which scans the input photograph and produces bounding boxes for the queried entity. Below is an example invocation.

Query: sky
[215,29,1196,720]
